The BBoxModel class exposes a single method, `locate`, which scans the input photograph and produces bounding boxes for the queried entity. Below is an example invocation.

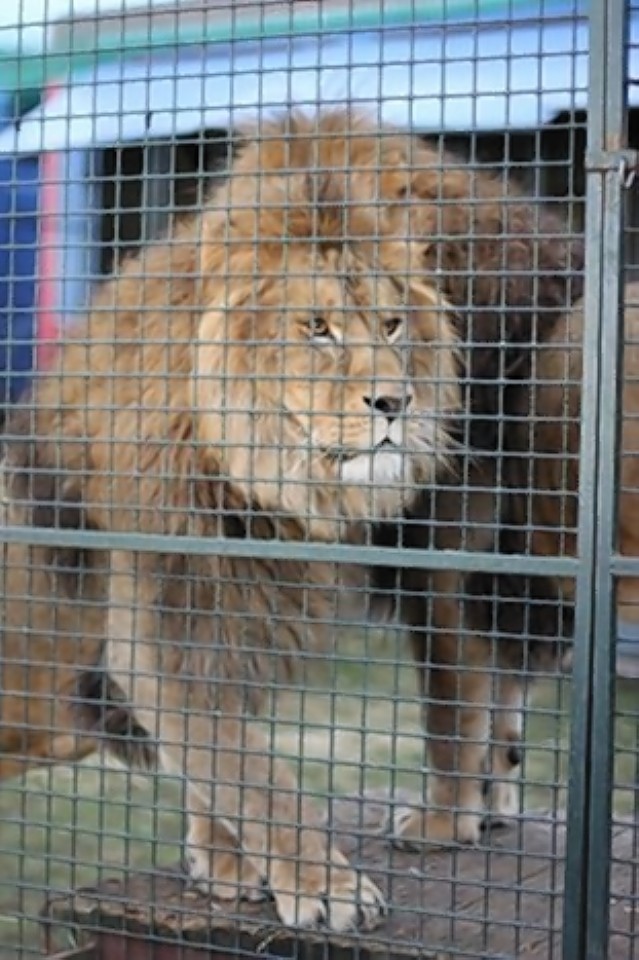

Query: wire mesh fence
[0,1,636,958]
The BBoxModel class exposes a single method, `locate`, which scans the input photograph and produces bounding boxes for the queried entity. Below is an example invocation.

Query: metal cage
[0,2,636,958]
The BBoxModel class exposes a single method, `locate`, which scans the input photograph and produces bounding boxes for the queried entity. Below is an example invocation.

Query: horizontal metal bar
[584,148,639,170]
[609,555,639,576]
[0,523,580,576]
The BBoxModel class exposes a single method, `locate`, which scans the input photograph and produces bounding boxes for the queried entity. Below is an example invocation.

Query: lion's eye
[383,317,403,340]
[309,317,333,340]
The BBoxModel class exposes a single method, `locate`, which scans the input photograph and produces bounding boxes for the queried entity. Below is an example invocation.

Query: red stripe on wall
[36,84,62,371]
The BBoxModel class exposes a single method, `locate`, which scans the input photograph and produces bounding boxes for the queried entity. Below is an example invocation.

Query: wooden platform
[41,797,639,960]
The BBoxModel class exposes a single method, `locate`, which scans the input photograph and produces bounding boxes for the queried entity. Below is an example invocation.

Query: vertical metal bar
[562,2,627,959]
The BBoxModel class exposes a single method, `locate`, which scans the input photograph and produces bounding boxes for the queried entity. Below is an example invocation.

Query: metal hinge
[584,148,639,188]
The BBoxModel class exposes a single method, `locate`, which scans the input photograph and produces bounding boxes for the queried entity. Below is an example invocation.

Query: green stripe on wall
[1,0,586,96]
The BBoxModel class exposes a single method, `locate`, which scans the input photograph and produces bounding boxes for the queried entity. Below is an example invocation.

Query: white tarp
[0,13,608,155]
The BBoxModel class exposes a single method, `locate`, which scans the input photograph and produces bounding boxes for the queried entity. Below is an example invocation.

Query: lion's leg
[106,591,385,932]
[392,660,491,849]
[132,700,384,929]
[163,711,384,929]
[104,612,266,902]
[0,537,102,779]
[484,673,524,825]
[184,808,268,903]
[392,578,491,849]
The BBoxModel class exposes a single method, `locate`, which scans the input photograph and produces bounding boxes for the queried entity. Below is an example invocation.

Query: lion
[4,109,633,928]
[3,131,461,929]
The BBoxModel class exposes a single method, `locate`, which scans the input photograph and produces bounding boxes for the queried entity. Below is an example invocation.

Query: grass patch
[0,630,636,956]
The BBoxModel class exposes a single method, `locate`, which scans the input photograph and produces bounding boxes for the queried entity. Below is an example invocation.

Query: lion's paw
[389,805,482,852]
[271,848,385,931]
[185,845,268,903]
[485,779,520,828]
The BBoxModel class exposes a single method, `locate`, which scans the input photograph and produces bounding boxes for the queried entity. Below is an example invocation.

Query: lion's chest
[153,553,373,668]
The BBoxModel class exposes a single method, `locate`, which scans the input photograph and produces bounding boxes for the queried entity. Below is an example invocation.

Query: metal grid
[0,1,635,958]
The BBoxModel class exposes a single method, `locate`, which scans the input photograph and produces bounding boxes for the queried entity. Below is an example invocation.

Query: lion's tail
[75,669,158,771]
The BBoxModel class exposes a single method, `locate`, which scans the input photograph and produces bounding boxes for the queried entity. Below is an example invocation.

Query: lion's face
[196,243,459,532]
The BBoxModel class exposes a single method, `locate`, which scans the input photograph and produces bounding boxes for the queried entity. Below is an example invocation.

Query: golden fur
[2,120,461,929]
[3,110,636,930]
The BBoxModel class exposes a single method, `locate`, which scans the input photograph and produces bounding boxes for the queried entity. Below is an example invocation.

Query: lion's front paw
[484,744,522,827]
[271,847,385,931]
[486,779,520,827]
[185,829,268,903]
[389,805,482,852]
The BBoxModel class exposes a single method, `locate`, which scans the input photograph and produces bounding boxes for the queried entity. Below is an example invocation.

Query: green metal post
[562,2,628,958]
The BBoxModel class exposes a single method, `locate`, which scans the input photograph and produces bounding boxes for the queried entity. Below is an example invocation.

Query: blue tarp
[0,155,39,407]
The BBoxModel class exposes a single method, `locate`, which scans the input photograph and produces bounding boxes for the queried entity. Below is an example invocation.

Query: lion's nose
[363,394,413,424]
